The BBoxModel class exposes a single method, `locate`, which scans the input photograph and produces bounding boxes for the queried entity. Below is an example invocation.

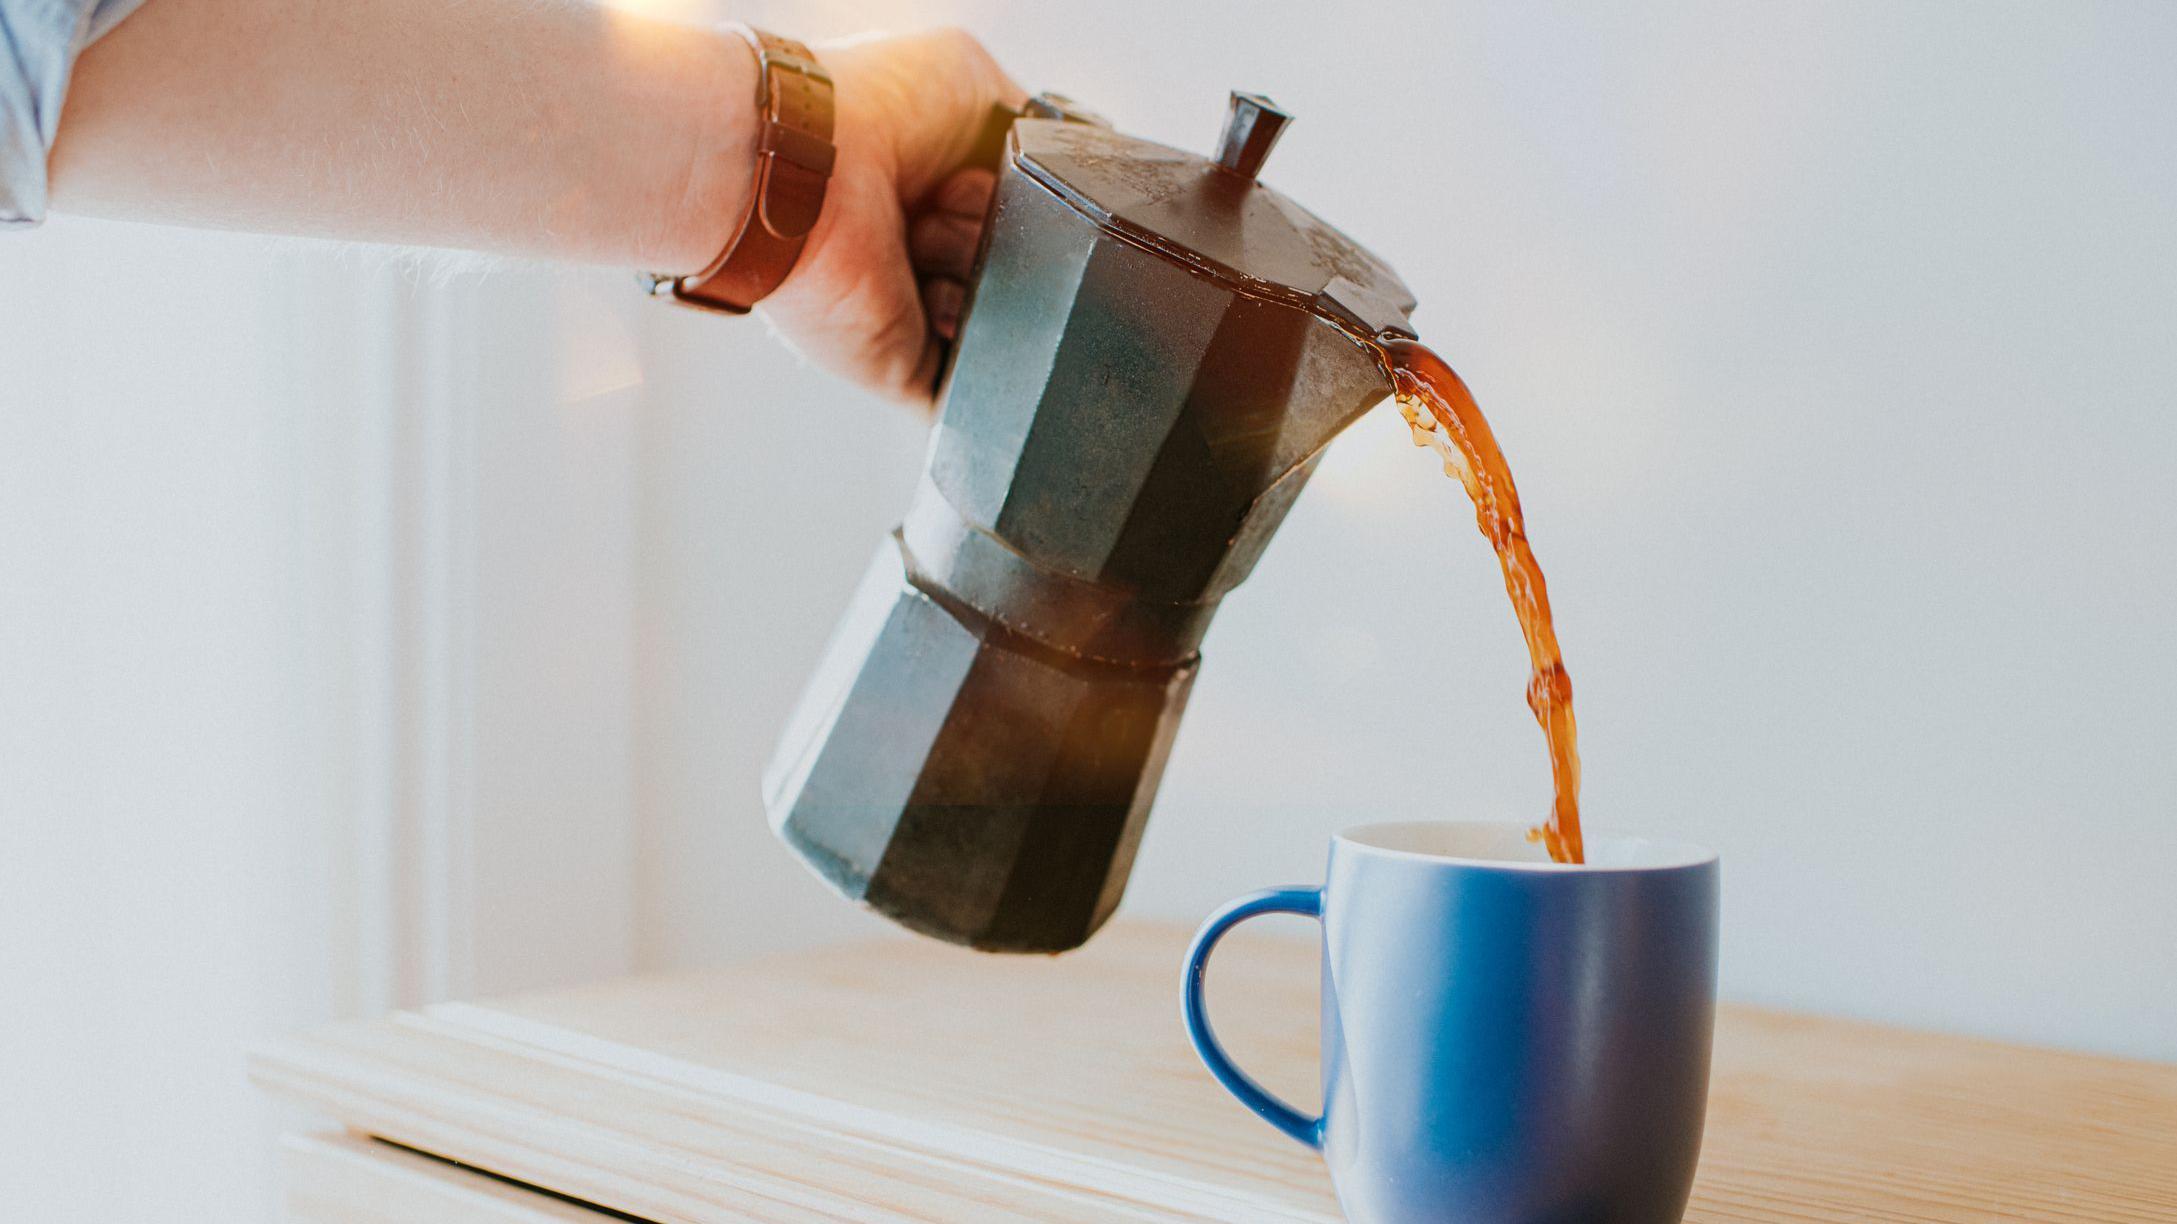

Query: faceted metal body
[764,97,1417,952]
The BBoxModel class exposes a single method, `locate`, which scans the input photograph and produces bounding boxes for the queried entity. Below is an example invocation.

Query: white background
[4,1,2175,1218]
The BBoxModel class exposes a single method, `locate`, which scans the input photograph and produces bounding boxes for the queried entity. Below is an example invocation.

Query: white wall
[0,223,646,1218]
[631,0,2177,1061]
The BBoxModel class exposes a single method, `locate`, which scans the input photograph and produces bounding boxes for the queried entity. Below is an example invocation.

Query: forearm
[48,0,756,270]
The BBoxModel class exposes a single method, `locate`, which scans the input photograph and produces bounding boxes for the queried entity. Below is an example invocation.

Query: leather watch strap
[644,25,836,314]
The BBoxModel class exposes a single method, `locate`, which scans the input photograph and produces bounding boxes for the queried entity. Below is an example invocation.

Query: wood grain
[255,922,2177,1222]
[282,1132,617,1223]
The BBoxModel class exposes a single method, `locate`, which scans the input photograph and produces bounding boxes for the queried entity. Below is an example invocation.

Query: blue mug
[1183,821,1719,1223]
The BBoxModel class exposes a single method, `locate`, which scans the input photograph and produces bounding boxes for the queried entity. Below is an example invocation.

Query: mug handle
[1182,886,1325,1149]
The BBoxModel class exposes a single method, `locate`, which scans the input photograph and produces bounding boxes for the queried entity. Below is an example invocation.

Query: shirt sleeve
[2,0,148,229]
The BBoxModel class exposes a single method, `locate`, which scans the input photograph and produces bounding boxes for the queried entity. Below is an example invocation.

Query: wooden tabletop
[252,922,2177,1222]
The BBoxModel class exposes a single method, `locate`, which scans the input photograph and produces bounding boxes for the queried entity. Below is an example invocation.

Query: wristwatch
[642,25,835,314]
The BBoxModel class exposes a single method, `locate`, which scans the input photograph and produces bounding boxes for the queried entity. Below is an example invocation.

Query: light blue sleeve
[2,0,148,228]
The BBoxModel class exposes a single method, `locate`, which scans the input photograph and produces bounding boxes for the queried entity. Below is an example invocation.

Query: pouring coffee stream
[765,91,1584,953]
[1376,336,1584,864]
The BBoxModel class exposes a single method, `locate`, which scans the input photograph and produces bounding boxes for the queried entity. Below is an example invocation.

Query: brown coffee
[1373,337,1585,864]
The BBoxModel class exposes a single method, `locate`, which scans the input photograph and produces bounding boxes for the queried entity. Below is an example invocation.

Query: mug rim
[1335,819,1716,873]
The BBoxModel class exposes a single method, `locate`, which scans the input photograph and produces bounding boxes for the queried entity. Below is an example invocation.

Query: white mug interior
[1338,820,1714,871]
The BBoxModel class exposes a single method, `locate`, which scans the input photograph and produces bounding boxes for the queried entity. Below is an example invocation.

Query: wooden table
[252,923,2177,1222]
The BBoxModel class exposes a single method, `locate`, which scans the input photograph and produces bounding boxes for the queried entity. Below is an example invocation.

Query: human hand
[759,29,1028,408]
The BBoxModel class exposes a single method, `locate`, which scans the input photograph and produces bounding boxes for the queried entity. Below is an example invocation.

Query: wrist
[642,24,763,274]
[642,25,838,313]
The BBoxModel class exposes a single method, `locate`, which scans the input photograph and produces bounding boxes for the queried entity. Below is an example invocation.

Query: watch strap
[645,25,835,314]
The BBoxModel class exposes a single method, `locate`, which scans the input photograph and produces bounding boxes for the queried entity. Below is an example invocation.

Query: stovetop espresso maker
[763,92,1417,952]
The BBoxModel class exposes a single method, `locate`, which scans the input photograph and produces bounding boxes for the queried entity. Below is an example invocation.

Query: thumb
[761,202,940,408]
